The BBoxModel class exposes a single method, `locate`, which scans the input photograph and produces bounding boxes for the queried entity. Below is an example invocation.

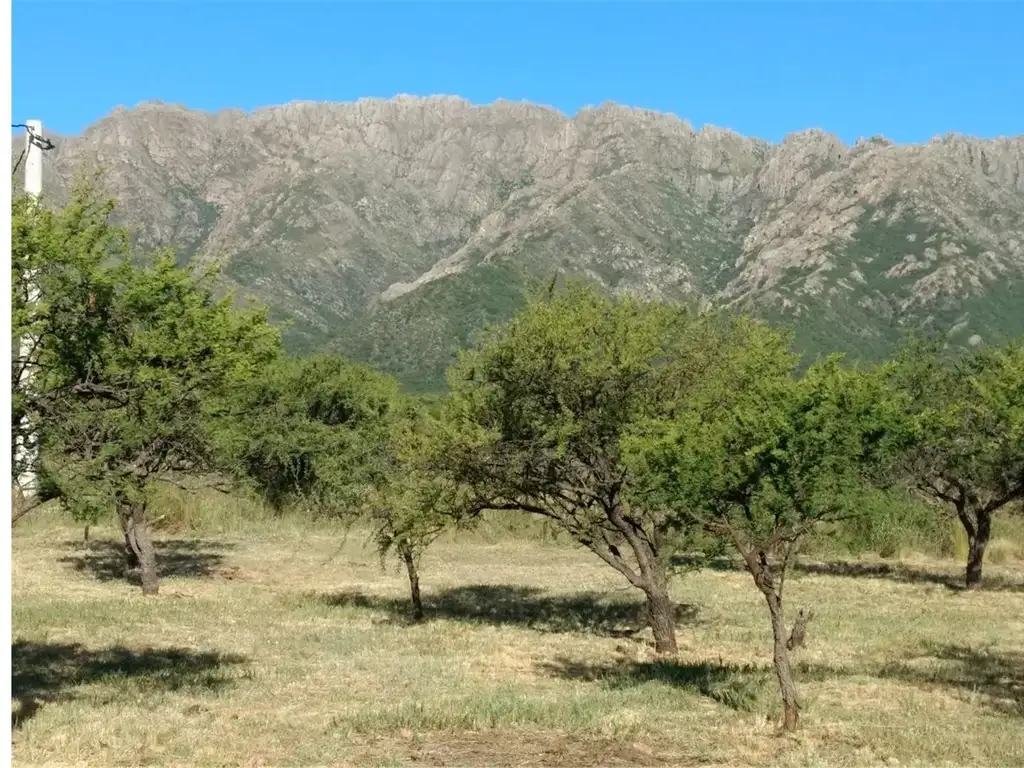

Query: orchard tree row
[12,186,1024,731]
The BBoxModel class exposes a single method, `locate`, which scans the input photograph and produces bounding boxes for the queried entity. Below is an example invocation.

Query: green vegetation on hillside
[753,201,1024,370]
[335,260,531,393]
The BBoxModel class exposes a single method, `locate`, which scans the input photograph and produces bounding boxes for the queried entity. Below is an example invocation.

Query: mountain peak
[26,98,1024,391]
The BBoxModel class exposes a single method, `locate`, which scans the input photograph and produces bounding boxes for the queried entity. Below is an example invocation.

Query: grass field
[11,504,1024,767]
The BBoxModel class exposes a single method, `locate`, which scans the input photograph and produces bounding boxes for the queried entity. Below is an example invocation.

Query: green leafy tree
[10,185,127,521]
[49,254,278,593]
[889,340,1024,589]
[437,282,780,654]
[627,351,906,730]
[360,396,467,620]
[219,355,396,513]
[13,184,280,592]
[224,356,461,616]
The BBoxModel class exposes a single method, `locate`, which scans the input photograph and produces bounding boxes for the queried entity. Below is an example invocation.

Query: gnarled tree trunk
[119,513,140,571]
[121,502,158,595]
[964,508,992,590]
[399,541,425,621]
[602,502,679,655]
[641,572,678,655]
[765,593,800,730]
[742,548,801,731]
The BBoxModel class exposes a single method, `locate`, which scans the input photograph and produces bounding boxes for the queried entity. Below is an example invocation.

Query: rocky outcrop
[19,97,1024,388]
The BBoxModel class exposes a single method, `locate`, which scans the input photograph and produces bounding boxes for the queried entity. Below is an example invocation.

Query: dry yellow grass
[11,507,1024,767]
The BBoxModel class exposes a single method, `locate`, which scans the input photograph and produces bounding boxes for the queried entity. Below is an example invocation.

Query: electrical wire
[13,149,26,177]
[11,122,56,177]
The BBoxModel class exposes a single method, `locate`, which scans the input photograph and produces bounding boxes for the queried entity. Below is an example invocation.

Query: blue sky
[11,1,1024,144]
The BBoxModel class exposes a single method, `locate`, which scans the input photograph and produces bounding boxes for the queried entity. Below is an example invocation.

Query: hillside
[23,97,1024,391]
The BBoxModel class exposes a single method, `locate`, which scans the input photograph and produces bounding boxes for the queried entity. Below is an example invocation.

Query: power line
[12,122,55,177]
[12,123,55,150]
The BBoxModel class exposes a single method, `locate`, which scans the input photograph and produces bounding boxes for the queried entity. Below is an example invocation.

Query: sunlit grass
[11,501,1024,767]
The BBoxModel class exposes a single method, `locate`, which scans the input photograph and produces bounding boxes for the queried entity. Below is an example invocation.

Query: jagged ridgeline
[20,97,1024,391]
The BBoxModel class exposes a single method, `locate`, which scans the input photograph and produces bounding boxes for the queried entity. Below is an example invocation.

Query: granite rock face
[21,97,1024,390]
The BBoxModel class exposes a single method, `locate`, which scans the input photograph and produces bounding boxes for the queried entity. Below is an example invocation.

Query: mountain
[21,97,1024,391]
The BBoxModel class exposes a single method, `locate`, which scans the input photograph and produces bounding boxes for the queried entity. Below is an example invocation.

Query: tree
[224,355,462,617]
[436,282,780,654]
[360,396,466,621]
[218,355,396,514]
[10,185,126,522]
[14,185,281,592]
[889,340,1024,589]
[626,351,906,730]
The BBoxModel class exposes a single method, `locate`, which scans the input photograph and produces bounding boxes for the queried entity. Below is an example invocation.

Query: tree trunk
[123,504,159,595]
[118,511,141,571]
[642,576,678,655]
[400,543,424,621]
[765,593,800,730]
[965,509,992,590]
[602,502,678,655]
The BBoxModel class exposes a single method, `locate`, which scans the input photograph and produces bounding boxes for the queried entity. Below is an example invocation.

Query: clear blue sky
[12,1,1024,144]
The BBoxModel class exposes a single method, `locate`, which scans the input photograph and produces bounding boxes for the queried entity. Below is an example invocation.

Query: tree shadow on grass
[59,538,234,584]
[792,560,1024,593]
[672,554,1024,593]
[541,656,772,712]
[871,643,1024,718]
[543,643,1024,719]
[313,584,699,637]
[11,639,249,729]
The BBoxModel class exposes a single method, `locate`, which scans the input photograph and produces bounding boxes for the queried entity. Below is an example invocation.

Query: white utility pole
[15,120,44,498]
[24,119,43,198]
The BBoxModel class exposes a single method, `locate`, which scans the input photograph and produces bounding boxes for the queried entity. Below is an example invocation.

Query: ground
[11,508,1024,767]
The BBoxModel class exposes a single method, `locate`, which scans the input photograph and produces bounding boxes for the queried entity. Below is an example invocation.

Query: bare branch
[151,474,237,496]
[11,486,48,526]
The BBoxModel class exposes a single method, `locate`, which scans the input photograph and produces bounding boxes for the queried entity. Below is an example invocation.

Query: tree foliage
[11,186,127,513]
[11,185,281,592]
[436,281,797,653]
[889,339,1024,588]
[626,347,908,729]
[224,354,461,616]
[221,354,399,512]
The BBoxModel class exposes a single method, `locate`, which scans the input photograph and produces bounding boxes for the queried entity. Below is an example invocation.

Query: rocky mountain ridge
[20,97,1024,390]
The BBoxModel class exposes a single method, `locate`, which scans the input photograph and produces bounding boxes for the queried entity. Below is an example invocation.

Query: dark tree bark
[122,503,158,595]
[956,499,993,590]
[765,593,800,730]
[965,508,992,590]
[581,530,679,653]
[118,510,141,571]
[742,548,800,731]
[603,502,678,654]
[642,576,679,655]
[399,541,425,621]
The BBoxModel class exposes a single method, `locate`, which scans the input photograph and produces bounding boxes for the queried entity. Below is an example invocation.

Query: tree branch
[11,487,48,526]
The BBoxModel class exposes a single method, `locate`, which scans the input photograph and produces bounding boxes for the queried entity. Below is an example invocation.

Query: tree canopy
[624,344,910,729]
[888,339,1024,588]
[11,184,281,592]
[436,281,807,653]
